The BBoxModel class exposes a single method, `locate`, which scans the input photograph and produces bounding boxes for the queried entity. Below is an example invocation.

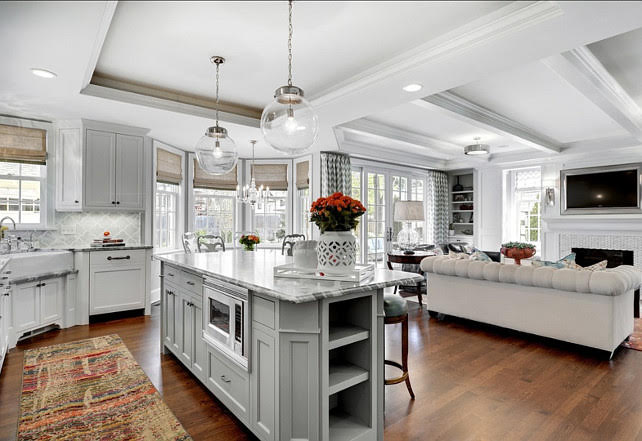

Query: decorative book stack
[90,236,125,248]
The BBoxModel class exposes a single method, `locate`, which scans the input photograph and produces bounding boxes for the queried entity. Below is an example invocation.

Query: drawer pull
[186,281,196,286]
[220,375,231,383]
[107,255,131,261]
[167,273,175,277]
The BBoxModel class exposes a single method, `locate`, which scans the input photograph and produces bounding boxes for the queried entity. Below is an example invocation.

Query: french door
[352,165,427,267]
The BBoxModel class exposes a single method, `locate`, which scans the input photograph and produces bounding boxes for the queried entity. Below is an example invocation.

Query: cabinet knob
[186,281,195,286]
[74,200,79,203]
[220,375,231,383]
[116,201,120,205]
[112,201,116,204]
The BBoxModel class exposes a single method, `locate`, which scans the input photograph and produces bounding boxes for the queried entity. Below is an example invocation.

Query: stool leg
[402,316,415,399]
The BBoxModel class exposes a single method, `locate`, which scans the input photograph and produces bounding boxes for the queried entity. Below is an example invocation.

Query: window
[255,190,288,245]
[154,182,179,249]
[297,187,311,238]
[0,161,44,225]
[193,188,236,244]
[505,167,541,249]
[366,172,386,266]
[352,169,362,261]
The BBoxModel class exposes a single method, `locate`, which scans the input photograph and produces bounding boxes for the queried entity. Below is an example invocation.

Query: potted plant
[310,192,366,274]
[239,234,260,251]
[448,223,455,236]
[501,241,536,265]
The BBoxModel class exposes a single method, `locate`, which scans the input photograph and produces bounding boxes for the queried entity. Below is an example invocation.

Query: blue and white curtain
[427,170,449,245]
[320,152,351,196]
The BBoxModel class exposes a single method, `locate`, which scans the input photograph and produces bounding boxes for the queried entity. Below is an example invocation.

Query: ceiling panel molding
[311,1,563,108]
[337,139,447,170]
[339,119,462,160]
[81,84,260,128]
[542,47,642,142]
[417,92,561,153]
[81,1,118,90]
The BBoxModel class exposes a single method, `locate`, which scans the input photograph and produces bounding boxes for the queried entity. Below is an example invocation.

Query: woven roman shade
[296,160,309,190]
[0,124,47,164]
[252,164,288,191]
[156,148,183,184]
[193,159,237,190]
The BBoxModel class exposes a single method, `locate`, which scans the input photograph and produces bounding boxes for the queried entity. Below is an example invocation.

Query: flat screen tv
[561,163,642,214]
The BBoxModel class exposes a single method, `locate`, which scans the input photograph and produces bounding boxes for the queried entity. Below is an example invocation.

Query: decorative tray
[273,263,375,282]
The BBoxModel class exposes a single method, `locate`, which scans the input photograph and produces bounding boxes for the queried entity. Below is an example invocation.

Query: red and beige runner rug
[18,334,191,441]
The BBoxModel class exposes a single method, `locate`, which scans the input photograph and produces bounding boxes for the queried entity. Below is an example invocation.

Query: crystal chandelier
[195,56,239,174]
[237,140,270,207]
[260,0,319,155]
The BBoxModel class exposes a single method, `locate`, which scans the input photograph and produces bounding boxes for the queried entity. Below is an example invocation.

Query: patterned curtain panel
[320,152,351,196]
[427,170,449,245]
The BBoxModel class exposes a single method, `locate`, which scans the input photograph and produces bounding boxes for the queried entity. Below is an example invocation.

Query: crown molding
[336,138,447,170]
[311,1,563,108]
[542,47,642,142]
[417,92,561,154]
[80,1,118,90]
[81,84,260,128]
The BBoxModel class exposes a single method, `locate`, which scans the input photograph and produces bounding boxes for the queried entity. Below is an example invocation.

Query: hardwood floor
[2,303,642,441]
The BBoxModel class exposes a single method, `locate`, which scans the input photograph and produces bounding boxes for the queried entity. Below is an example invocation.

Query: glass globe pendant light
[261,0,319,155]
[195,56,239,174]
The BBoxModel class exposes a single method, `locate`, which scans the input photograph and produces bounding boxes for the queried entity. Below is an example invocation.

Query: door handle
[107,256,131,261]
[220,375,231,383]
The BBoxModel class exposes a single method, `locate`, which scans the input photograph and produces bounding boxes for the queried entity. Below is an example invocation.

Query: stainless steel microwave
[202,277,249,370]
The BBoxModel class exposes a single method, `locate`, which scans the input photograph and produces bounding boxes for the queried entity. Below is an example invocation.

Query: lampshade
[394,201,425,221]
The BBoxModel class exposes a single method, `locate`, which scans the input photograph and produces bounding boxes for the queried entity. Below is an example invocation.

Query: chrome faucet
[0,216,16,252]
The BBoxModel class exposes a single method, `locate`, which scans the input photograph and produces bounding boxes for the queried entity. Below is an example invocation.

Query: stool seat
[384,293,408,317]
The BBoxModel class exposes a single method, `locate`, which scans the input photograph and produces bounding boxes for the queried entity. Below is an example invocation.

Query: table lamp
[394,201,425,254]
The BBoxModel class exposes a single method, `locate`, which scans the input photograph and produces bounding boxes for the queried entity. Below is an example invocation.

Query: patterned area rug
[622,318,642,351]
[18,334,191,441]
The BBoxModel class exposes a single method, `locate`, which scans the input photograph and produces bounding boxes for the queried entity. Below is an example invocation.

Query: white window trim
[293,154,313,239]
[503,166,542,249]
[152,140,185,252]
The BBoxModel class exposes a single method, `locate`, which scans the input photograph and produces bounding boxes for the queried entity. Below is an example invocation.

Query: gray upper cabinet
[56,127,83,211]
[84,129,144,211]
[85,129,117,209]
[115,134,144,209]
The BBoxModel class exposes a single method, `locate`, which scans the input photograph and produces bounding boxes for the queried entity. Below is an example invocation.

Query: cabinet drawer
[182,271,202,296]
[90,249,146,267]
[206,346,249,423]
[163,265,181,285]
[252,296,275,329]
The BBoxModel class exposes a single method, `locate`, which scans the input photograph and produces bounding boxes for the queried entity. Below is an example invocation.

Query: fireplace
[572,247,633,268]
[572,247,639,318]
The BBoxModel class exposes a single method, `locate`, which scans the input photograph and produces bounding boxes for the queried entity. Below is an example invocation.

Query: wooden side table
[387,251,435,308]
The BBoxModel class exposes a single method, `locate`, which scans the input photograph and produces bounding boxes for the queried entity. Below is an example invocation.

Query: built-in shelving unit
[324,295,376,441]
[448,169,475,245]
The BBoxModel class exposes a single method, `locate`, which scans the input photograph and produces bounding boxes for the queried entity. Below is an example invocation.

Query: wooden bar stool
[383,294,415,399]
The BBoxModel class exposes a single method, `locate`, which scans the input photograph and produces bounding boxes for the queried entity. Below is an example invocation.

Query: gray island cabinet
[156,250,422,441]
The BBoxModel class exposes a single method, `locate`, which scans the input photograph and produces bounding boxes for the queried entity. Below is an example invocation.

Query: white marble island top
[156,249,424,303]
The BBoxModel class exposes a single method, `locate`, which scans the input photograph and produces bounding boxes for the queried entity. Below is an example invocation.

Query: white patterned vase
[316,231,357,275]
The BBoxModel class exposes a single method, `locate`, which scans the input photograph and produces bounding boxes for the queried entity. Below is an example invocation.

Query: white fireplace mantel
[543,215,642,234]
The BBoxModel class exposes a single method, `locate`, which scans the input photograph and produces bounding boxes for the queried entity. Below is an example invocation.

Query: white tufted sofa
[420,256,642,356]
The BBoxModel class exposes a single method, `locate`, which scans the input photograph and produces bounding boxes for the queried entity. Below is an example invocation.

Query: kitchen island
[156,249,423,441]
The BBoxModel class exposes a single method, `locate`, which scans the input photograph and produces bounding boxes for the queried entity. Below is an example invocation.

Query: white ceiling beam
[337,138,447,170]
[542,47,642,143]
[339,119,461,160]
[416,92,562,154]
[80,1,118,90]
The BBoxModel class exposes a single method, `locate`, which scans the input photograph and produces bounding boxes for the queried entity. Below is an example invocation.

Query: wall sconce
[545,187,555,206]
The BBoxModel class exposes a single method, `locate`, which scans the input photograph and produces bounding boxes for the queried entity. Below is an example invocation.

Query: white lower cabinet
[162,284,178,352]
[0,287,10,369]
[89,250,146,315]
[206,345,250,423]
[12,278,64,336]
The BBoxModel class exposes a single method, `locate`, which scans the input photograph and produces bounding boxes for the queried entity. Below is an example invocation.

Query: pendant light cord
[250,140,256,179]
[288,0,293,86]
[215,61,220,128]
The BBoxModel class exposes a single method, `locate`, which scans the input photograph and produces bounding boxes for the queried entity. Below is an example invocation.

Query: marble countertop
[155,249,424,303]
[71,245,153,252]
[9,269,79,285]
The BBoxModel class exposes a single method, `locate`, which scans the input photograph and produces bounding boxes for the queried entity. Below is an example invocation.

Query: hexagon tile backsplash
[24,211,142,249]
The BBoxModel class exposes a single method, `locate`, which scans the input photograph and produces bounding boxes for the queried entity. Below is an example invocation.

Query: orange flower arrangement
[310,192,366,233]
[239,234,260,251]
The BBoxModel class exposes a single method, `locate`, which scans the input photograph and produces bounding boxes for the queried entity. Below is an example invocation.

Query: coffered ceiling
[2,1,642,165]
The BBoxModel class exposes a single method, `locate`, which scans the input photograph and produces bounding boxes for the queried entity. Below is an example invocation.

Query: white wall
[477,144,642,260]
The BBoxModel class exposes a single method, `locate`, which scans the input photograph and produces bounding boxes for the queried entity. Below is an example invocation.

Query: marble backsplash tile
[21,211,142,249]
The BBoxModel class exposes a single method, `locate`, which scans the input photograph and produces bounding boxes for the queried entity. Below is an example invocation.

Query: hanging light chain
[287,0,293,86]
[251,140,256,179]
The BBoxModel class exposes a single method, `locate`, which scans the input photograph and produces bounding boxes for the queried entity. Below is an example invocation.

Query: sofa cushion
[569,259,608,271]
[470,249,492,262]
[383,294,408,317]
[467,261,486,279]
[482,262,502,282]
[532,253,576,269]
[514,266,535,286]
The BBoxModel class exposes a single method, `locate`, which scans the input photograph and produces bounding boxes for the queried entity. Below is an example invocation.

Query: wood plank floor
[1,303,641,441]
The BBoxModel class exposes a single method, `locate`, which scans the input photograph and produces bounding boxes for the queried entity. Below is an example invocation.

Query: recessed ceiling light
[402,83,423,92]
[31,68,57,79]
